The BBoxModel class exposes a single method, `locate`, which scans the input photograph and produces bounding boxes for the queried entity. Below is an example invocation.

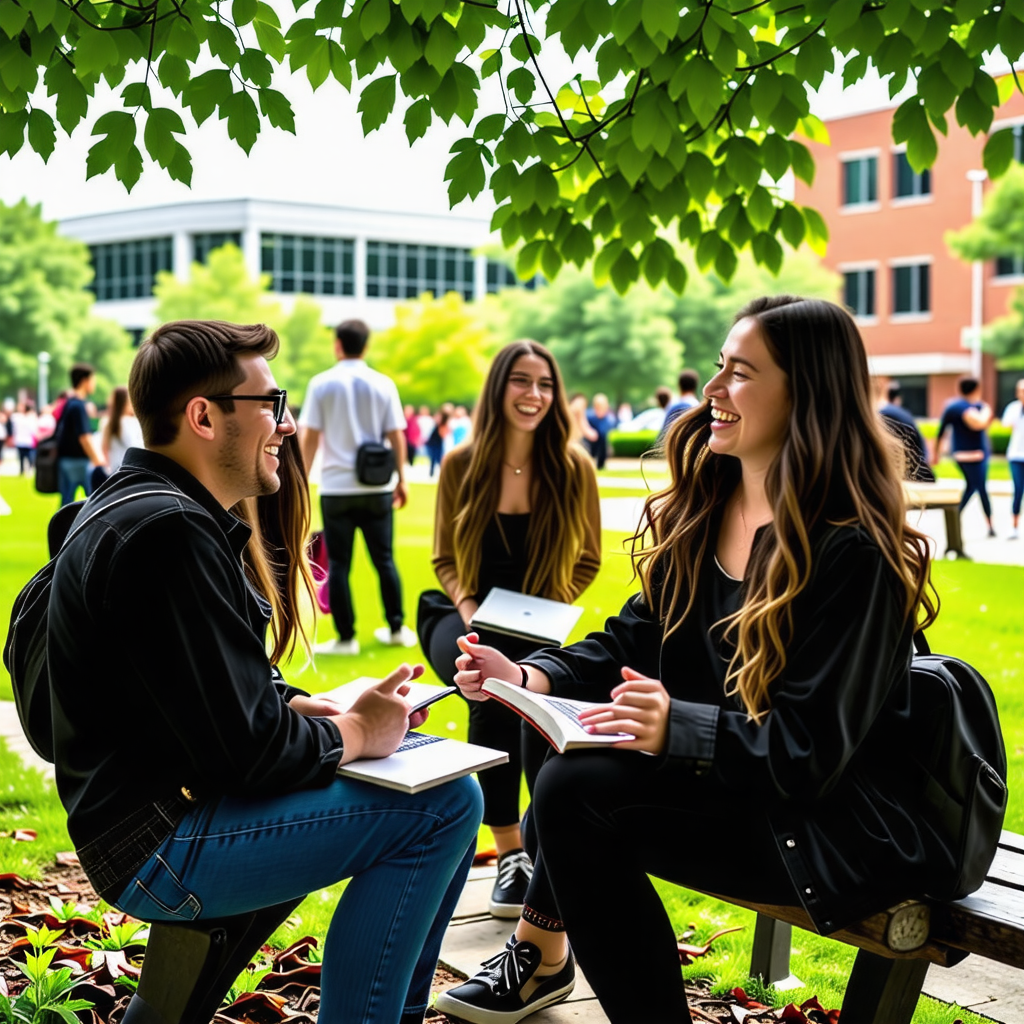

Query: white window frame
[839,148,881,212]
[888,256,933,322]
[890,145,933,207]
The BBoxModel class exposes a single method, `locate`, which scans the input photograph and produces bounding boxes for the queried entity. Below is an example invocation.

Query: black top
[56,397,91,458]
[48,448,342,894]
[476,513,530,600]
[525,525,946,934]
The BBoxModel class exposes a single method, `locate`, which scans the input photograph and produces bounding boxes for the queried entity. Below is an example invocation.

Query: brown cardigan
[431,444,602,607]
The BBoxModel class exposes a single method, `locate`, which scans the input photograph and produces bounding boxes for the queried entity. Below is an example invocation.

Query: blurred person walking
[586,393,616,469]
[56,363,104,506]
[101,386,145,473]
[936,376,995,537]
[879,382,934,483]
[299,319,414,655]
[1002,378,1024,540]
[10,400,39,475]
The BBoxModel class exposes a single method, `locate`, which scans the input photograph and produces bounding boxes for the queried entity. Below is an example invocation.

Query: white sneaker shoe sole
[487,898,525,918]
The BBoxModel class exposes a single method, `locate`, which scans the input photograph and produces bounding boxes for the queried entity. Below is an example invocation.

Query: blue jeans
[58,457,93,507]
[114,776,482,1023]
[1011,460,1024,518]
[956,458,992,518]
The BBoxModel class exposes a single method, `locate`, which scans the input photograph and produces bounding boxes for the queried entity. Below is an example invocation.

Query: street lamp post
[967,169,987,380]
[37,351,50,408]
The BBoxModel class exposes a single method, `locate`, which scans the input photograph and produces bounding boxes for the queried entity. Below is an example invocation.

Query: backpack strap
[912,630,931,656]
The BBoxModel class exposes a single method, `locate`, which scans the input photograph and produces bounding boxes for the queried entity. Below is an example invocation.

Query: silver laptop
[470,587,584,646]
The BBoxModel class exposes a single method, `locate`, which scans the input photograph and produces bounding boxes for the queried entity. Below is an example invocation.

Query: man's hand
[392,480,408,509]
[576,667,670,755]
[454,633,523,701]
[288,694,343,718]
[332,663,427,764]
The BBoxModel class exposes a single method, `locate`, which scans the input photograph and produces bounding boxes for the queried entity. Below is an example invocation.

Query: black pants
[321,492,404,641]
[524,751,799,1024]
[419,599,549,827]
[956,458,992,518]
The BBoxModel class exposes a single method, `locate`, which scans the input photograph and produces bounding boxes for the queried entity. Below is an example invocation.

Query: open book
[481,678,635,753]
[319,678,508,794]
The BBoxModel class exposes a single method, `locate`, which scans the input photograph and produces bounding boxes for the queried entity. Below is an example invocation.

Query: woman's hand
[288,694,344,718]
[454,632,520,701]
[576,667,671,755]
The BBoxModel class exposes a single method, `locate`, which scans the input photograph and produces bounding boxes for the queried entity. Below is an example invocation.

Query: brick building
[794,84,1024,417]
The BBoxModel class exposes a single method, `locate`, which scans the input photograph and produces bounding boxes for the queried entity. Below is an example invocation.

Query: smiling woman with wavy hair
[440,297,951,1024]
[418,339,601,920]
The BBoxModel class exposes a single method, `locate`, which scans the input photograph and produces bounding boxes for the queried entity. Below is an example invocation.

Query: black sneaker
[434,935,575,1024]
[489,849,533,918]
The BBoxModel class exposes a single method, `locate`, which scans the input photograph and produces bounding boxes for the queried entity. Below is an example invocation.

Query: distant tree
[370,292,497,408]
[947,164,1024,367]
[0,199,132,401]
[152,244,333,405]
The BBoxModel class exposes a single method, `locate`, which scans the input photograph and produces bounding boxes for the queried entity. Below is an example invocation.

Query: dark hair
[103,386,130,448]
[129,321,280,447]
[70,363,95,389]
[887,382,902,403]
[336,319,370,357]
[958,376,979,396]
[637,295,935,721]
[655,386,673,409]
[678,369,699,394]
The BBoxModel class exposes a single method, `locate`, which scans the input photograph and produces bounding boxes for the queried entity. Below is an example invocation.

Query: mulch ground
[0,854,857,1024]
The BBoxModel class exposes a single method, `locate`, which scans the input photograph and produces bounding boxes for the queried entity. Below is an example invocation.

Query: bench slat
[986,846,1024,892]
[931,881,1024,969]
[1000,830,1024,855]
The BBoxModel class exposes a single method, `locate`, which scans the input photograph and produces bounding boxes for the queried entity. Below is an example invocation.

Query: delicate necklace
[503,460,527,475]
[735,496,771,533]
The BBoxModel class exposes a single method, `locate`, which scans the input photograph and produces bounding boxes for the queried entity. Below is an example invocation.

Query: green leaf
[223,89,261,153]
[641,0,677,43]
[802,205,829,256]
[982,128,1015,179]
[714,241,738,282]
[750,71,782,125]
[789,140,815,185]
[44,60,87,133]
[254,20,287,63]
[517,239,545,277]
[509,31,541,62]
[540,240,562,281]
[27,109,55,160]
[507,66,535,103]
[445,142,486,205]
[30,0,57,32]
[360,0,391,37]
[0,1,29,37]
[432,66,459,122]
[938,39,975,92]
[695,230,720,271]
[305,36,331,88]
[746,185,775,232]
[722,137,761,191]
[527,162,559,212]
[183,69,232,125]
[794,29,832,90]
[424,18,461,72]
[144,107,185,167]
[761,133,790,181]
[158,54,190,96]
[233,0,258,26]
[825,0,862,39]
[609,246,638,294]
[358,73,396,133]
[474,112,505,142]
[75,28,121,75]
[666,257,687,294]
[405,96,432,142]
[954,86,992,134]
[640,237,670,286]
[685,57,723,126]
[122,82,152,111]
[240,49,273,87]
[562,223,594,266]
[258,88,296,132]
[751,231,783,274]
[779,204,806,248]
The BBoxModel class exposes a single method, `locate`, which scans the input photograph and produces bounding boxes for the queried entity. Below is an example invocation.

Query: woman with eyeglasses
[437,297,950,1024]
[417,340,601,920]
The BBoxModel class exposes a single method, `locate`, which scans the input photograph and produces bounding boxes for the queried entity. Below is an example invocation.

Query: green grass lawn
[1,472,1021,1021]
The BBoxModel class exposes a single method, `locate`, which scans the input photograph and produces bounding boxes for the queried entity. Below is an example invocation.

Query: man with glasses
[44,320,482,1024]
[299,318,415,655]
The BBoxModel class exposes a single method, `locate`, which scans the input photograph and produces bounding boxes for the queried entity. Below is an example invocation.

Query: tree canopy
[2,1,1022,294]
[0,199,133,400]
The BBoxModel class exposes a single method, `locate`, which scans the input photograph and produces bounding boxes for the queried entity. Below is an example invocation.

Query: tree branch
[736,19,824,72]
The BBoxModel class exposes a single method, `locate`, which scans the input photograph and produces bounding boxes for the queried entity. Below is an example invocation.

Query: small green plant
[0,926,94,1024]
[46,897,102,925]
[85,920,148,952]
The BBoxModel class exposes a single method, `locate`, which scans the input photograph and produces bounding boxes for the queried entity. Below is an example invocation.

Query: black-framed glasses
[205,389,288,425]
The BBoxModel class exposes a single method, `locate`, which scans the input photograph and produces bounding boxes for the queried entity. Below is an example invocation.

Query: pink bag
[308,531,331,614]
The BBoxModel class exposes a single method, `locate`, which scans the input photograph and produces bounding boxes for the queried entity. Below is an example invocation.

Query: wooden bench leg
[840,950,928,1024]
[943,506,968,559]
[749,913,802,990]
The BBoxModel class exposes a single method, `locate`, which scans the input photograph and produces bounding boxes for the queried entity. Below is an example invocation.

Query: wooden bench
[706,829,1024,1024]
[904,480,966,559]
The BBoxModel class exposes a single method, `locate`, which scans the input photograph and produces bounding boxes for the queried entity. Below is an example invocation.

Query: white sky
[0,55,908,224]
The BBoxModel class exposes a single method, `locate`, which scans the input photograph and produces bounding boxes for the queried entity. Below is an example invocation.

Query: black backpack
[911,632,1008,901]
[34,407,65,494]
[3,489,184,761]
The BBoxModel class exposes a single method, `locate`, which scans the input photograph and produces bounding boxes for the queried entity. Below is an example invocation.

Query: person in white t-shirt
[299,319,414,655]
[101,386,145,473]
[1002,378,1024,540]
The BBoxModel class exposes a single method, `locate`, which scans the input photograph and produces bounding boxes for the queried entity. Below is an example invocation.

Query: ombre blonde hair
[633,296,937,722]
[452,340,591,603]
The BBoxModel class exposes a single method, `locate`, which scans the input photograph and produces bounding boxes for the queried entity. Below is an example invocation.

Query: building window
[893,263,930,315]
[193,232,242,264]
[842,156,877,206]
[996,255,1024,278]
[260,234,355,295]
[894,152,931,198]
[485,260,542,293]
[843,269,876,318]
[1014,124,1024,163]
[88,238,173,301]
[366,241,475,300]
